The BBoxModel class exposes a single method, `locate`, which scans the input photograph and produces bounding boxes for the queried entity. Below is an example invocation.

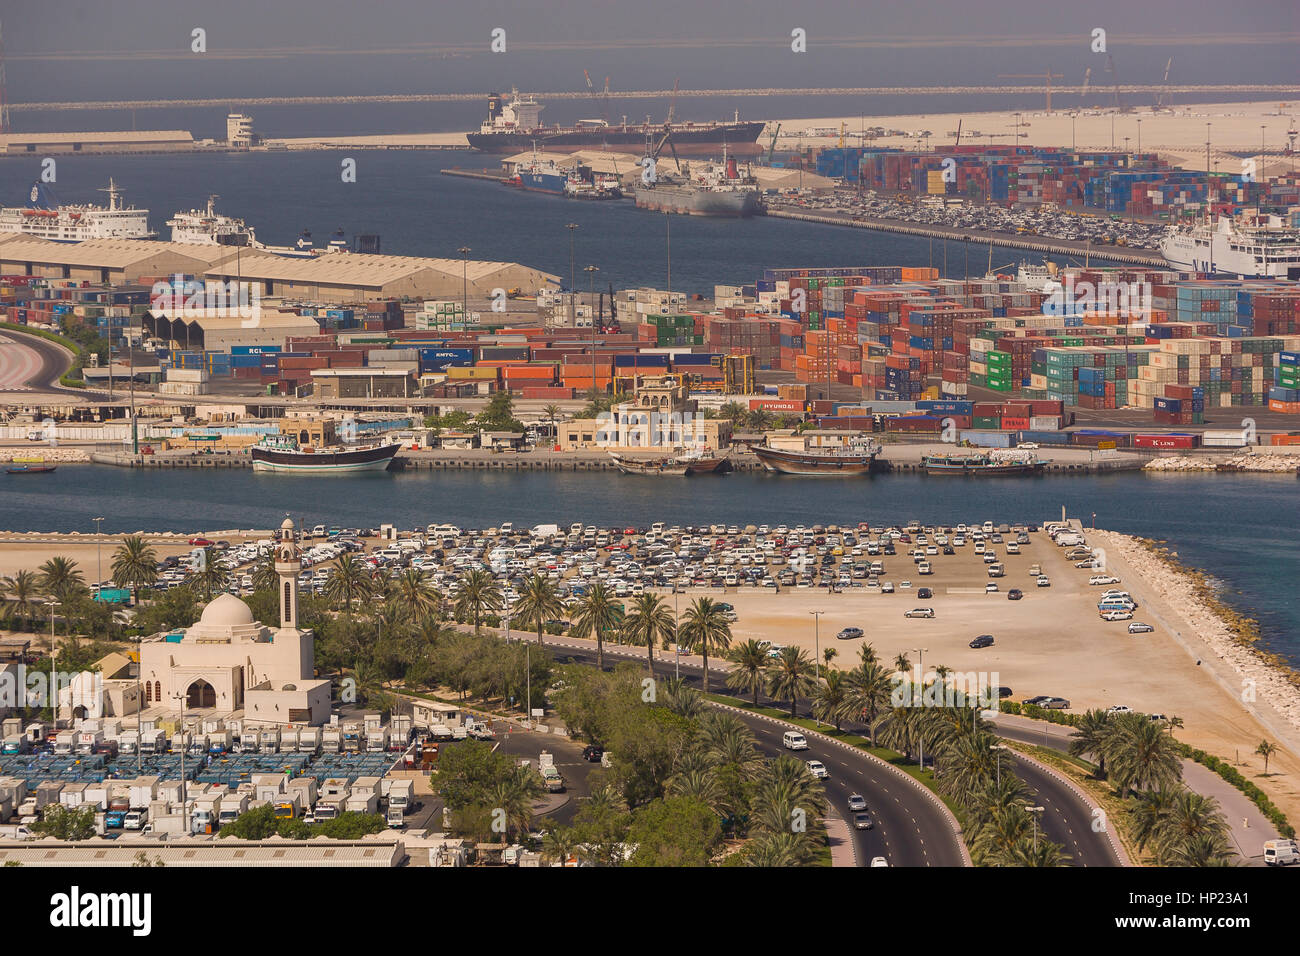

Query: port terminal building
[0,130,195,156]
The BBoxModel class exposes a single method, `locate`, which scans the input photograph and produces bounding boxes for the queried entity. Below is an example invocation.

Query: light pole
[810,610,823,680]
[911,645,928,769]
[92,516,105,592]
[565,223,578,327]
[673,588,680,681]
[45,600,60,726]
[457,246,471,320]
[585,264,600,397]
[525,642,531,728]
[175,693,189,834]
[991,743,1009,787]
[1026,805,1045,852]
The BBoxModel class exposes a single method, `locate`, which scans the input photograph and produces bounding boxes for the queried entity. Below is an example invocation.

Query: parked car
[1023,695,1051,707]
[904,607,935,618]
[1107,705,1132,714]
[1127,622,1155,634]
[969,634,995,649]
[1036,576,1051,588]
[881,582,895,594]
[1007,589,1024,601]
[1101,609,1134,622]
[985,583,999,593]
[836,627,864,640]
[1041,697,1071,709]
[1089,575,1120,586]
[582,745,605,762]
[917,587,933,599]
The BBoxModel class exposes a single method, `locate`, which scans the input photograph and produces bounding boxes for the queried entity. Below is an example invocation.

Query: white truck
[297,728,320,753]
[52,731,76,756]
[117,731,140,755]
[139,729,165,755]
[279,729,299,752]
[537,751,564,793]
[1264,839,1299,866]
[217,793,249,828]
[258,728,281,753]
[385,779,415,817]
[321,726,342,753]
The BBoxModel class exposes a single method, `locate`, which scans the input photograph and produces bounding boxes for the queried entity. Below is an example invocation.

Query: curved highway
[548,635,1119,866]
[549,640,968,867]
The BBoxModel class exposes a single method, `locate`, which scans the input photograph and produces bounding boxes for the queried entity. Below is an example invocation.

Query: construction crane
[666,78,679,126]
[1155,58,1174,109]
[1105,54,1129,112]
[954,118,962,147]
[998,69,1064,112]
[582,69,609,123]
[766,122,781,164]
[1080,67,1092,109]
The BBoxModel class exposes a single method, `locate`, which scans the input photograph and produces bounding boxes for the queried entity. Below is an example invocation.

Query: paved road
[548,640,967,867]
[0,328,112,400]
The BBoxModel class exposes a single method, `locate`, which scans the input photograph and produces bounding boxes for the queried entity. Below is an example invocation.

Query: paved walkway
[824,814,857,867]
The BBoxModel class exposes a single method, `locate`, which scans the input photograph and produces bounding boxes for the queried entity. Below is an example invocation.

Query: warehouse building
[142,308,321,353]
[0,237,231,285]
[203,251,559,303]
[0,130,195,155]
[310,367,418,399]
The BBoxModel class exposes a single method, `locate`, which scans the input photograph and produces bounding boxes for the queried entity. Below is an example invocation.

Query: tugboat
[923,453,1046,476]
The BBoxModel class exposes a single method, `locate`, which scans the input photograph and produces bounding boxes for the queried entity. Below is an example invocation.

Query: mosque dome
[199,593,255,629]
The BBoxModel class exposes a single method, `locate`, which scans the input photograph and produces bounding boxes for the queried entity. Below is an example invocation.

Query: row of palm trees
[2,537,162,633]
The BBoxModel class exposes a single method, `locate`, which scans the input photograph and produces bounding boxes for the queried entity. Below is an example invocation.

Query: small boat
[251,436,400,474]
[923,453,1046,476]
[609,452,690,476]
[752,438,880,476]
[6,464,57,474]
[671,449,731,474]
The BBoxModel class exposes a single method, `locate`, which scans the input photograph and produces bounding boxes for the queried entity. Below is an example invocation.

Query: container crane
[997,69,1064,112]
[1155,58,1173,109]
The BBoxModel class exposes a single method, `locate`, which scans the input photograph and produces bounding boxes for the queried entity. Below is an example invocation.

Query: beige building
[142,308,320,353]
[311,367,418,399]
[137,518,331,725]
[0,236,232,285]
[557,375,732,451]
[0,130,195,156]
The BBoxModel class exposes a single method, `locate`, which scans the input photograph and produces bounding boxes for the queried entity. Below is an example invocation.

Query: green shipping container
[973,416,1000,429]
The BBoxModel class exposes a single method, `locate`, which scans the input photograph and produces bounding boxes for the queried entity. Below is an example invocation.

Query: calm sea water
[0,151,1131,295]
[1,467,1295,664]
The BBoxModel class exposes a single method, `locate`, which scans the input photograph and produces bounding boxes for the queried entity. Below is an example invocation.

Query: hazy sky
[5,0,1297,102]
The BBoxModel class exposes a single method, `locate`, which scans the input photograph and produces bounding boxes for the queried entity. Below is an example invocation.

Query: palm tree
[1253,740,1277,775]
[324,553,373,613]
[1102,713,1183,797]
[677,596,732,694]
[725,639,769,706]
[541,826,579,866]
[250,557,279,593]
[1164,715,1184,737]
[488,765,544,844]
[766,645,818,719]
[811,669,855,731]
[38,556,85,603]
[660,677,703,718]
[570,580,623,670]
[667,768,727,814]
[192,548,229,600]
[2,570,42,630]
[1008,837,1071,867]
[719,401,747,430]
[111,535,158,604]
[541,403,562,446]
[858,644,879,667]
[1129,787,1180,854]
[513,574,564,646]
[393,567,441,623]
[822,647,838,670]
[1069,709,1114,779]
[621,592,675,674]
[892,651,910,675]
[845,660,893,744]
[1150,790,1232,866]
[454,567,502,633]
[934,731,1000,804]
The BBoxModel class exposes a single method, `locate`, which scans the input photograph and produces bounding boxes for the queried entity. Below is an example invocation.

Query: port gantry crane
[997,69,1065,112]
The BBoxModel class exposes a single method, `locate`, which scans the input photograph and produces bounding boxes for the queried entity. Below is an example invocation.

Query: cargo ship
[923,453,1046,476]
[468,89,765,157]
[251,436,400,474]
[1160,214,1300,279]
[0,181,154,242]
[634,153,762,217]
[752,437,880,476]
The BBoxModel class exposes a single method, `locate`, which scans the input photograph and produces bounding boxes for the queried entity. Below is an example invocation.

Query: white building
[137,517,331,724]
[227,113,254,148]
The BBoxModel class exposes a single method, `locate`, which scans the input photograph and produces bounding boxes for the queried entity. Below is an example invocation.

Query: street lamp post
[457,246,471,320]
[45,600,60,726]
[810,610,823,680]
[991,743,1009,787]
[1027,805,1045,852]
[92,516,105,593]
[565,223,578,328]
[911,646,928,769]
[673,589,680,681]
[175,693,189,834]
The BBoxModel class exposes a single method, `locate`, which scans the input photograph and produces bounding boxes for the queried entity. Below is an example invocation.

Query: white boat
[168,195,348,258]
[0,180,153,242]
[1160,214,1300,279]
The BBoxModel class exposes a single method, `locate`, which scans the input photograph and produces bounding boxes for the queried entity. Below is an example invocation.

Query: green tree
[1101,712,1182,797]
[626,795,723,867]
[512,573,564,646]
[1255,740,1278,775]
[392,567,441,623]
[845,659,893,744]
[811,668,854,731]
[31,805,97,840]
[324,552,373,613]
[726,639,769,706]
[191,548,229,600]
[570,580,624,670]
[38,556,86,603]
[219,803,280,839]
[454,568,502,634]
[677,596,732,694]
[766,645,818,718]
[621,592,676,674]
[476,391,525,432]
[250,557,279,593]
[1069,709,1115,780]
[2,569,42,630]
[110,535,158,604]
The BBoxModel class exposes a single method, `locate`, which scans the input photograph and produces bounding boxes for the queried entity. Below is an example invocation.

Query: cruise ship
[1160,214,1300,279]
[0,181,154,241]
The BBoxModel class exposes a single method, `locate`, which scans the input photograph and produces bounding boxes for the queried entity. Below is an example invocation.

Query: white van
[1264,839,1299,866]
[782,731,809,751]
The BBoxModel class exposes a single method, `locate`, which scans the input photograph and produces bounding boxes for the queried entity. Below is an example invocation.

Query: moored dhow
[251,435,400,474]
[752,432,880,476]
[608,452,691,476]
[923,453,1046,476]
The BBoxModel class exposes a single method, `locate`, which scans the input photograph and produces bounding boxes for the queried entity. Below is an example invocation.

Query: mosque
[133,517,332,725]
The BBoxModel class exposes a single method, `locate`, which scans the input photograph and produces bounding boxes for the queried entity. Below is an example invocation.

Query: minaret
[275,516,301,631]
